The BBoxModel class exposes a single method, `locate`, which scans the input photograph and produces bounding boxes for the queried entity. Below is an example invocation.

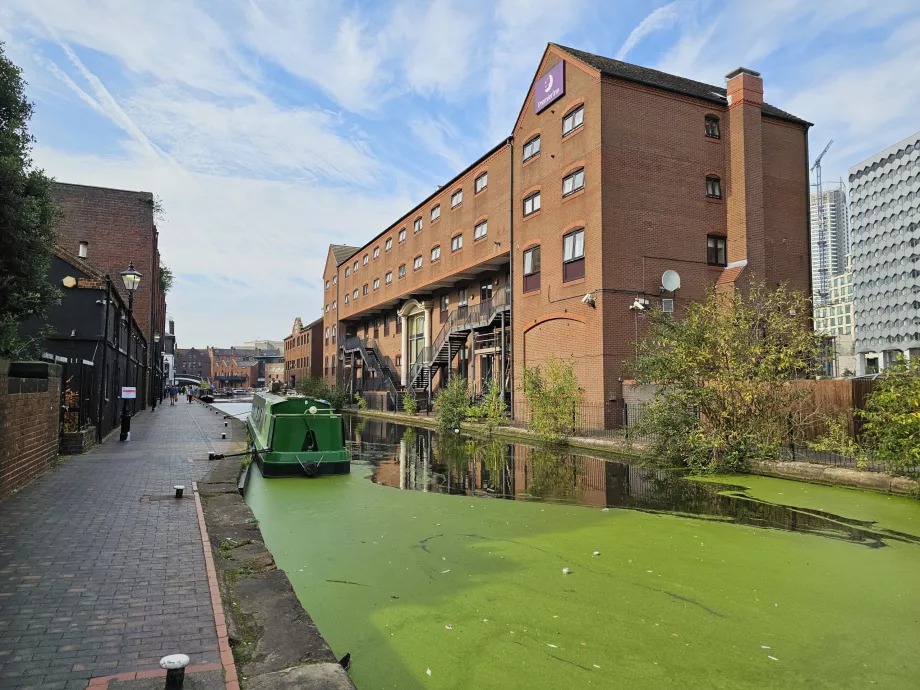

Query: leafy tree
[434,375,470,431]
[355,392,368,410]
[857,357,920,473]
[295,375,329,398]
[522,356,583,443]
[468,378,507,432]
[0,43,60,358]
[633,284,821,472]
[159,264,174,293]
[325,385,347,412]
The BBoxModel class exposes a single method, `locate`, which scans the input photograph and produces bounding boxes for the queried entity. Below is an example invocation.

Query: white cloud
[616,1,687,61]
[410,115,472,172]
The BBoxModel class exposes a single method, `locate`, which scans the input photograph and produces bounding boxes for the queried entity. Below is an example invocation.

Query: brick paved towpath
[0,400,244,689]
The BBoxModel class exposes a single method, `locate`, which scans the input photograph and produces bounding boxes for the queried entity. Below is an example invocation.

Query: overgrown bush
[295,375,328,398]
[402,391,418,415]
[326,385,347,412]
[522,357,583,443]
[857,357,920,473]
[435,375,470,431]
[807,413,868,468]
[633,284,821,472]
[355,393,368,410]
[477,378,507,432]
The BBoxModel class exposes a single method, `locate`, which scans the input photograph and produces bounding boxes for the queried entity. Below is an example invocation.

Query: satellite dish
[661,270,681,292]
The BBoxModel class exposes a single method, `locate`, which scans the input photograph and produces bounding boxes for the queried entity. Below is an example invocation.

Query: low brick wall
[0,359,62,499]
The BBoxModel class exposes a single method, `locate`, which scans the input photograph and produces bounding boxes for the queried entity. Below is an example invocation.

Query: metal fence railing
[58,357,96,435]
[506,401,651,441]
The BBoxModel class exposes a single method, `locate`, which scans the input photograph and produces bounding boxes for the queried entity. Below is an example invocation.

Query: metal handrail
[342,336,399,396]
[407,284,510,388]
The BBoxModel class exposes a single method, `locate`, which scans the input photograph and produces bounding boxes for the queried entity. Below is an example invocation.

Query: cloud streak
[616,1,686,61]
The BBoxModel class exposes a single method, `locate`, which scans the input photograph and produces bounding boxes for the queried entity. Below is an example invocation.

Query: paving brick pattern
[0,402,238,689]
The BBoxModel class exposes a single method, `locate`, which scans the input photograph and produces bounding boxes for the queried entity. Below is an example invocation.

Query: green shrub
[326,385,347,412]
[522,357,583,443]
[857,357,920,473]
[356,393,368,410]
[435,376,470,431]
[402,392,418,415]
[479,378,507,432]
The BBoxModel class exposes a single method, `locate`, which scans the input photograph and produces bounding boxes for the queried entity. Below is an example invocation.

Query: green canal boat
[246,392,350,477]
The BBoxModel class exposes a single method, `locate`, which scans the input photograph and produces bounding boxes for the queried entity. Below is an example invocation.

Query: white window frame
[431,246,441,262]
[363,284,369,295]
[399,228,407,242]
[474,220,487,240]
[451,234,463,252]
[353,260,359,272]
[385,238,393,251]
[562,105,584,137]
[563,228,585,262]
[523,192,541,216]
[373,278,380,290]
[385,271,393,284]
[363,254,369,265]
[413,255,423,271]
[398,264,406,278]
[345,266,350,277]
[475,172,487,193]
[353,289,359,299]
[344,294,349,304]
[523,135,540,161]
[373,246,380,259]
[451,189,462,208]
[562,168,585,197]
[431,205,440,222]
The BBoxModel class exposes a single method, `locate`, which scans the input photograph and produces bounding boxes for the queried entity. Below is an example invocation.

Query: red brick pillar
[724,67,765,289]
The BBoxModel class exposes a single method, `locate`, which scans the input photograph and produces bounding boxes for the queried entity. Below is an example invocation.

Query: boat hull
[253,447,351,477]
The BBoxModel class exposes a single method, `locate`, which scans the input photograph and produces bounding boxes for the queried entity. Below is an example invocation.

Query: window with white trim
[523,135,540,161]
[345,266,350,277]
[353,260,359,272]
[474,220,487,240]
[562,168,585,197]
[385,238,393,251]
[325,304,329,313]
[431,246,441,262]
[332,300,337,310]
[562,105,584,136]
[431,205,440,222]
[414,255,423,271]
[451,190,462,208]
[353,289,358,299]
[523,191,541,216]
[475,172,487,193]
[451,234,463,252]
[325,280,329,289]
[373,278,380,290]
[398,264,406,278]
[373,246,380,259]
[332,275,337,285]
[385,271,393,284]
[344,294,349,304]
[362,283,369,295]
[523,246,541,292]
[705,115,720,139]
[363,254,369,265]
[399,228,407,242]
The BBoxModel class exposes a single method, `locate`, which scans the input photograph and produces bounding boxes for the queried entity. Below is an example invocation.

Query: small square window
[523,135,540,161]
[475,173,488,193]
[451,234,463,252]
[562,105,584,137]
[431,246,441,262]
[707,235,727,266]
[414,255,423,271]
[451,190,462,208]
[474,220,487,240]
[431,205,440,222]
[523,192,541,216]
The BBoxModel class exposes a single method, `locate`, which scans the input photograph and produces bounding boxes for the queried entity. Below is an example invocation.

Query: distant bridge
[174,373,203,385]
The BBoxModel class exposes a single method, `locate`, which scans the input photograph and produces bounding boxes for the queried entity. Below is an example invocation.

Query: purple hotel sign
[535,61,565,114]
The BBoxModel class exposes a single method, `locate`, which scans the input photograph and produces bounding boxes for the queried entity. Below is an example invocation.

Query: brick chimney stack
[724,67,765,290]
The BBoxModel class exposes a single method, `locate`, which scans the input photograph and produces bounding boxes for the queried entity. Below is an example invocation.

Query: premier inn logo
[535,60,565,114]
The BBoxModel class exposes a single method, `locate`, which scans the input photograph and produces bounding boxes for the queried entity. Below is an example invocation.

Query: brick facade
[176,347,212,381]
[284,317,323,387]
[316,44,810,409]
[51,183,166,401]
[0,361,62,499]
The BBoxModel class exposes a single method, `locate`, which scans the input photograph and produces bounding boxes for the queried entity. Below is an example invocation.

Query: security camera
[582,293,596,307]
[630,298,649,311]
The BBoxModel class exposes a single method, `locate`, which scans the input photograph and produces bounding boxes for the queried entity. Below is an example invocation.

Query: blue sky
[3,0,920,346]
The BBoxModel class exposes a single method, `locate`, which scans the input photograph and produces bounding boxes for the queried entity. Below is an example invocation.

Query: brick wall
[0,361,62,499]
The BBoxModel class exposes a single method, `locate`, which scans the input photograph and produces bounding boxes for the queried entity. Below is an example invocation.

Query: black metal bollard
[174,485,185,499]
[160,654,189,689]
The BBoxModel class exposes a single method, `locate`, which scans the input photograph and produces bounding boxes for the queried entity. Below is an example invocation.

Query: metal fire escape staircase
[340,337,401,398]
[407,285,511,391]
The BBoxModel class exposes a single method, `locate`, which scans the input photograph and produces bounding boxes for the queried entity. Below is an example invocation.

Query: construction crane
[811,139,833,304]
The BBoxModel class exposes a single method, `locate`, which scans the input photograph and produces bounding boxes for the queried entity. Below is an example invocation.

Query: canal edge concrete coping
[349,409,920,498]
[195,402,356,689]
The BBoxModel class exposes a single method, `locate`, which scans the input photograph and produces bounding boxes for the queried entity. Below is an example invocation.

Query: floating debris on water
[445,624,453,630]
[768,656,779,661]
[562,568,572,575]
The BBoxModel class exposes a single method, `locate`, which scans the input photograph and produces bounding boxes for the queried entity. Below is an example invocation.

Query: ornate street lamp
[152,331,161,411]
[119,263,142,441]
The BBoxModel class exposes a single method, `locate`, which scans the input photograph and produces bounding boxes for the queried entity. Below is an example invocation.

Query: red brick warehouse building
[284,316,323,387]
[321,44,811,411]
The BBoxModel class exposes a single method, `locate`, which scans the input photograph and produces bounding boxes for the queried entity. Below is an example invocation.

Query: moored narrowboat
[246,392,350,477]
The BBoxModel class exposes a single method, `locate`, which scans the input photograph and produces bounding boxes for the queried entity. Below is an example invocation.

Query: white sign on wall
[121,387,137,399]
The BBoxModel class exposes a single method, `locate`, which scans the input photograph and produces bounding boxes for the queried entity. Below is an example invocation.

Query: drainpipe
[507,135,515,416]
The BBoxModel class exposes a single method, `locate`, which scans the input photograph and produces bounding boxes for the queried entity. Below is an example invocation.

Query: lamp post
[151,331,161,411]
[119,263,142,442]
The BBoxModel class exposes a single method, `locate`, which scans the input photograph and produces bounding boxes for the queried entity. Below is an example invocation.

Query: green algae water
[245,417,920,690]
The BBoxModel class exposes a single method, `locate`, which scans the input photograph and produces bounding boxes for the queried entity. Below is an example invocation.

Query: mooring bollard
[174,485,185,499]
[160,653,189,689]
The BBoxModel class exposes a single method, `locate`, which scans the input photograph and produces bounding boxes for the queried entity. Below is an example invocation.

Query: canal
[244,414,920,689]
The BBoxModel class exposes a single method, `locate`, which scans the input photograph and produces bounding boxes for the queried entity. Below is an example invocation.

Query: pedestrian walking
[169,384,178,405]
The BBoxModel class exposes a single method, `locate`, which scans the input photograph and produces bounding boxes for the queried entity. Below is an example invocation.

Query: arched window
[562,228,585,282]
[706,175,722,199]
[705,115,720,139]
[562,105,584,136]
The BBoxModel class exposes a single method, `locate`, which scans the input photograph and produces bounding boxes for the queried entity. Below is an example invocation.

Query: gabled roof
[53,245,107,280]
[552,44,809,125]
[331,244,360,266]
